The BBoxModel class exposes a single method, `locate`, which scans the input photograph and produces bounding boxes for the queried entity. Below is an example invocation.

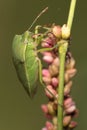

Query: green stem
[67,0,77,32]
[57,42,68,130]
[57,0,77,130]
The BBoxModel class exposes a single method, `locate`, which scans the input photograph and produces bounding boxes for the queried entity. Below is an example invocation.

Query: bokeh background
[0,0,86,130]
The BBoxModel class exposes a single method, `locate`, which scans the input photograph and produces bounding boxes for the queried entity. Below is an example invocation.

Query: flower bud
[46,121,54,130]
[43,55,54,63]
[52,25,62,38]
[49,64,59,76]
[61,24,70,39]
[52,117,57,126]
[53,57,60,67]
[64,97,73,109]
[64,81,72,96]
[42,42,51,48]
[63,116,71,127]
[42,69,51,77]
[45,85,57,99]
[66,68,77,78]
[41,104,49,113]
[65,105,76,114]
[64,72,70,83]
[47,102,55,115]
[42,35,56,48]
[66,58,76,69]
[48,33,57,45]
[42,127,47,130]
[69,121,77,128]
[53,125,57,130]
[51,77,59,88]
[45,113,52,119]
[43,77,51,85]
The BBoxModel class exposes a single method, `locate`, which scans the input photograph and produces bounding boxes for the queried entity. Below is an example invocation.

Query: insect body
[12,31,39,97]
[12,30,58,98]
[12,7,58,99]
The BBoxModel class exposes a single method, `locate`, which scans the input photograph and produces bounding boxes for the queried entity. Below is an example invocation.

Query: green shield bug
[12,7,57,98]
[12,31,40,97]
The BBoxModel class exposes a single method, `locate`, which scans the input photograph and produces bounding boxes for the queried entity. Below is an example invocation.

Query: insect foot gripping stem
[38,24,78,130]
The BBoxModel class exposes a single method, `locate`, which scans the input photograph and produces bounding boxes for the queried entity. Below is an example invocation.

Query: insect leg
[35,25,51,34]
[37,40,68,53]
[34,25,51,46]
[38,58,63,107]
[37,43,59,53]
[38,58,57,99]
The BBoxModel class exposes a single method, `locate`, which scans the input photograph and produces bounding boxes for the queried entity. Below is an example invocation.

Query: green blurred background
[0,0,86,130]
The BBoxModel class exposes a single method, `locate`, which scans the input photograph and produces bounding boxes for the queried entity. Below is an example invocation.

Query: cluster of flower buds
[40,24,78,130]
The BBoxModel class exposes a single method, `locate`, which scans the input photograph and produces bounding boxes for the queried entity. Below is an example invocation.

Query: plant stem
[67,0,77,32]
[57,0,77,130]
[57,42,68,130]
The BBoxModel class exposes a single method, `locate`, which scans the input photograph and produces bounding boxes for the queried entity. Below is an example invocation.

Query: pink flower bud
[69,121,77,128]
[51,77,59,88]
[45,85,57,99]
[42,69,51,77]
[45,113,52,119]
[47,33,57,46]
[43,55,54,63]
[42,127,47,130]
[65,105,76,114]
[64,97,73,109]
[42,36,56,48]
[42,41,51,48]
[46,121,54,130]
[41,104,49,113]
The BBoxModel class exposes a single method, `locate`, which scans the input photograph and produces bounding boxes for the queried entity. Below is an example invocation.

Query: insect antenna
[28,7,48,31]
